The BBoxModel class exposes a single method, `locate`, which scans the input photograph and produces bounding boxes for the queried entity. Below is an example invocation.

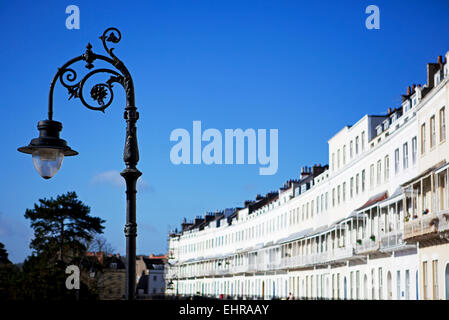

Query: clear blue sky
[1,0,448,263]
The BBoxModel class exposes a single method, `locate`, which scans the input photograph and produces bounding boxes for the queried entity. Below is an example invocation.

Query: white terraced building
[166,52,449,300]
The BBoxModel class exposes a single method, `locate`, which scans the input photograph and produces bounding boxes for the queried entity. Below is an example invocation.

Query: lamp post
[18,27,141,300]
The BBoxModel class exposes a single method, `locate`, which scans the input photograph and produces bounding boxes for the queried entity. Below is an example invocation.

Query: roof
[104,255,126,269]
[138,256,166,269]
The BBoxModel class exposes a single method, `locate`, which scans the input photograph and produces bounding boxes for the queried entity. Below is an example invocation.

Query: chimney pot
[407,86,411,96]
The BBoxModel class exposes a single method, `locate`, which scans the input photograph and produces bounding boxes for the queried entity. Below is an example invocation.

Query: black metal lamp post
[18,27,141,300]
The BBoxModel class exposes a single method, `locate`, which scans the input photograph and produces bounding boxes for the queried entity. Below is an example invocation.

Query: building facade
[136,254,167,297]
[166,52,449,300]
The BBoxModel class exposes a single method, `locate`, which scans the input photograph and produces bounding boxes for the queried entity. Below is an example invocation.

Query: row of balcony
[170,229,418,279]
[403,210,449,242]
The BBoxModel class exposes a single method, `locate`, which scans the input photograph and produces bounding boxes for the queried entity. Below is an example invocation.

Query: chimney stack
[300,166,311,179]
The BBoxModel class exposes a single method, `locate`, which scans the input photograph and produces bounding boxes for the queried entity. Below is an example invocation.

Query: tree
[24,191,105,265]
[85,234,115,257]
[0,242,11,265]
[7,192,106,300]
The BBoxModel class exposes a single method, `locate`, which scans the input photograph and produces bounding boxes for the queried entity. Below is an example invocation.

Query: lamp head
[18,120,78,179]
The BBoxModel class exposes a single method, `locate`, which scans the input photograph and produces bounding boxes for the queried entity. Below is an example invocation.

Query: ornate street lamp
[18,27,141,300]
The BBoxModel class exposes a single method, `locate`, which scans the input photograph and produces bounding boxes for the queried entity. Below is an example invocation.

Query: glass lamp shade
[32,148,64,179]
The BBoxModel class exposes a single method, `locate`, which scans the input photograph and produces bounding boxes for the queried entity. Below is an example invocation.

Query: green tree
[24,191,105,265]
[12,192,106,300]
[0,242,11,265]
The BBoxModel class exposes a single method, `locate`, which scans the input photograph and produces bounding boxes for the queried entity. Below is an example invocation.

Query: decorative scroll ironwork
[48,27,134,115]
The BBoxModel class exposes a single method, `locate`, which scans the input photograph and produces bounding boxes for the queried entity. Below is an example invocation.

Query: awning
[356,191,388,211]
[305,225,330,238]
[379,187,403,207]
[435,162,449,174]
[401,160,446,187]
[278,228,313,244]
[248,242,264,253]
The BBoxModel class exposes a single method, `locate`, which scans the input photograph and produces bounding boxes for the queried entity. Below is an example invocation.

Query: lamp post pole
[18,27,141,300]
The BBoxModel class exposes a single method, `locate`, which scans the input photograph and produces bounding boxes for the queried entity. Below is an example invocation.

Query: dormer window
[403,101,410,113]
[391,113,397,123]
[412,97,417,107]
[383,120,389,130]
[435,72,441,86]
[376,125,382,136]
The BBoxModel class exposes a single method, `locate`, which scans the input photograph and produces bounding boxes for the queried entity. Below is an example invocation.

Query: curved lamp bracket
[48,27,135,120]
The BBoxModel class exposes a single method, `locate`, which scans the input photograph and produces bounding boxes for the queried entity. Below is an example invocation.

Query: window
[440,107,446,142]
[311,200,314,217]
[405,270,410,300]
[350,177,354,198]
[355,136,359,154]
[356,174,360,195]
[370,164,374,189]
[343,182,346,201]
[361,131,366,151]
[371,269,375,299]
[356,271,360,299]
[394,149,400,174]
[421,124,426,154]
[423,261,428,299]
[332,189,335,207]
[337,149,341,169]
[384,156,389,182]
[432,260,439,300]
[332,274,336,300]
[350,271,354,299]
[403,142,409,169]
[378,268,383,300]
[412,136,417,164]
[430,116,436,148]
[343,145,346,165]
[337,273,340,299]
[321,194,324,212]
[350,141,353,158]
[397,271,401,300]
[362,170,366,192]
[325,192,328,210]
[337,185,341,204]
[377,160,381,185]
